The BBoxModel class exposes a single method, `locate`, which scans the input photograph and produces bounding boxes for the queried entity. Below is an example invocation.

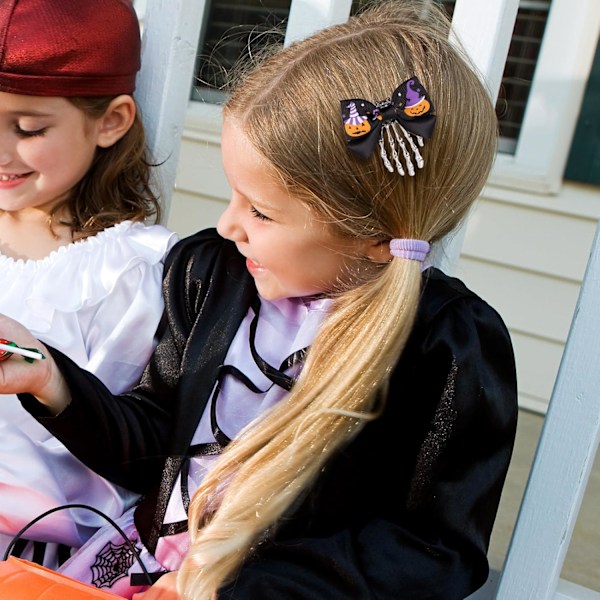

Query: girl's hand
[132,571,181,599]
[0,313,71,414]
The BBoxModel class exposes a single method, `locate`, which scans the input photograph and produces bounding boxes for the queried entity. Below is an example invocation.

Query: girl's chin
[253,281,289,302]
[254,287,282,301]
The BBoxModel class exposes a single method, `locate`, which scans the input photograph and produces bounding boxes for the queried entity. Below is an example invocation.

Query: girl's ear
[363,239,393,263]
[96,95,136,148]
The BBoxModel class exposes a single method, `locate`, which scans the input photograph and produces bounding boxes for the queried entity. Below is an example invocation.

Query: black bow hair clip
[340,77,436,176]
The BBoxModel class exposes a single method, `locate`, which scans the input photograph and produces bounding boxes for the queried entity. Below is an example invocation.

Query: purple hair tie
[389,238,430,264]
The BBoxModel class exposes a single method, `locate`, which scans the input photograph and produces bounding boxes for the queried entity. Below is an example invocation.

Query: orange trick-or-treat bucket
[0,556,117,598]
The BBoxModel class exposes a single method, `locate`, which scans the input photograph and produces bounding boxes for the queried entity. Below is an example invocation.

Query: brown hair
[181,1,498,596]
[51,96,161,237]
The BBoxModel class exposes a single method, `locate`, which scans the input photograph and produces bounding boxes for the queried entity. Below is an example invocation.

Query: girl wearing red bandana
[0,0,177,570]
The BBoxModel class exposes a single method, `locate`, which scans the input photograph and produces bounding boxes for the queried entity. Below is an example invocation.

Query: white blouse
[0,220,178,566]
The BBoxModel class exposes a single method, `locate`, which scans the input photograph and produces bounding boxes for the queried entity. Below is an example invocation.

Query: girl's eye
[250,206,271,222]
[15,124,47,138]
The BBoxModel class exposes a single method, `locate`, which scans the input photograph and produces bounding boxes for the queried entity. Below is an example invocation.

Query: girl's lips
[246,257,265,276]
[0,172,30,188]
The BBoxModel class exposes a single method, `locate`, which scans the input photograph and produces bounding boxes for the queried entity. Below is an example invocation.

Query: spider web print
[90,539,140,588]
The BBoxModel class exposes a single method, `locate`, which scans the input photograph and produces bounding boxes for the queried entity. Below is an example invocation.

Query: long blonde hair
[180,1,498,597]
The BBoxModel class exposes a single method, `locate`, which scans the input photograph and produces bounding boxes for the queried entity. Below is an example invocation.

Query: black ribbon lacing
[159,296,307,539]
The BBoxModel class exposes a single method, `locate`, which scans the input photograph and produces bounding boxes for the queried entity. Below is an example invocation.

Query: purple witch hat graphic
[343,101,371,138]
[403,79,431,116]
[345,101,366,125]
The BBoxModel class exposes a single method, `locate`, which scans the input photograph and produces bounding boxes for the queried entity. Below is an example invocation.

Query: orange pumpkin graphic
[344,119,372,137]
[404,98,430,117]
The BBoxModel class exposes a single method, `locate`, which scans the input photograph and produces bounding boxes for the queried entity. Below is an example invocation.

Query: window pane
[192,0,551,157]
[497,1,550,153]
[191,0,291,103]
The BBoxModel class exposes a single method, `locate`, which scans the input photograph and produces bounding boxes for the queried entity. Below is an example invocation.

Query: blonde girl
[0,1,516,598]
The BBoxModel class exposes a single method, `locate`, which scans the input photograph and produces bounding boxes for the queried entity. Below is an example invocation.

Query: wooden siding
[459,188,600,413]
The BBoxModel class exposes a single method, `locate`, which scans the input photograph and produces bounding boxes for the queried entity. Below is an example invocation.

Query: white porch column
[135,0,206,221]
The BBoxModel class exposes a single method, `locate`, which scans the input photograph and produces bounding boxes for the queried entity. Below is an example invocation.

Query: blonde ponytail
[179,259,422,597]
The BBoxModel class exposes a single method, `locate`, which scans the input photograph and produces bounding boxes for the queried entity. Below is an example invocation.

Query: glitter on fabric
[407,357,458,508]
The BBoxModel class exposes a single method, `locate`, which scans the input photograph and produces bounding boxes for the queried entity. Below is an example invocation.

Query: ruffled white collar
[0,220,176,332]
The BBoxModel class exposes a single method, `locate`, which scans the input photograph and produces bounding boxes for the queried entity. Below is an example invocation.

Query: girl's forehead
[0,91,71,113]
[221,119,275,183]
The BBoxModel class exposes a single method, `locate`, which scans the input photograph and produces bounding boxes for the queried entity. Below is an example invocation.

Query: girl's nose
[0,133,15,166]
[216,196,247,243]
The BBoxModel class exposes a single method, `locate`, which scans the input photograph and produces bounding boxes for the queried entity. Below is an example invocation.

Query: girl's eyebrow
[250,195,279,211]
[238,185,283,215]
[6,109,53,117]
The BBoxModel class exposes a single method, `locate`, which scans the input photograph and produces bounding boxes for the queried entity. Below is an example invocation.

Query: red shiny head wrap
[0,0,141,97]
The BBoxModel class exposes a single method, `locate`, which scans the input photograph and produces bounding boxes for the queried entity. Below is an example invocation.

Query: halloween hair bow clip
[340,77,436,176]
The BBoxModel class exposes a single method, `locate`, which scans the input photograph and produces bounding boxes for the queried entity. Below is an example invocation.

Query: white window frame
[185,0,513,120]
[488,0,600,195]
